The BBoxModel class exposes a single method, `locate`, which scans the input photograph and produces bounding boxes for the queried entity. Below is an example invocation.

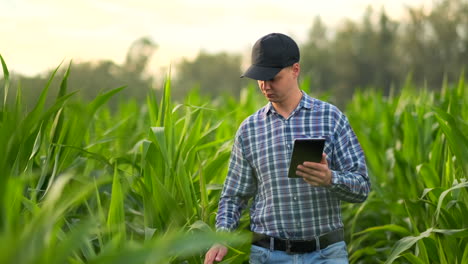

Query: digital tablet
[287,138,326,178]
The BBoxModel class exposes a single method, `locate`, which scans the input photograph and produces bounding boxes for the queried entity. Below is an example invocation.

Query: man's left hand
[296,153,332,187]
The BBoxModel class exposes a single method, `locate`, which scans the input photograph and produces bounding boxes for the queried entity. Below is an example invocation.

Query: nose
[258,80,271,91]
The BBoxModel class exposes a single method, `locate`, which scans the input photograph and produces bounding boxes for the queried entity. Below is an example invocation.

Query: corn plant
[344,77,468,263]
[0,55,246,264]
[2,53,467,263]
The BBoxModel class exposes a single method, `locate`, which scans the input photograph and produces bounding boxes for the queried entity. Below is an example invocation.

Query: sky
[1,0,433,77]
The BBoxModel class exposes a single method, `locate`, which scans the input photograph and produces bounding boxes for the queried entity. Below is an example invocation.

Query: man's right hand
[204,244,228,264]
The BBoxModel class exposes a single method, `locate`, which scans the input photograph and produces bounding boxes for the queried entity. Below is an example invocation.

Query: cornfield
[0,55,467,263]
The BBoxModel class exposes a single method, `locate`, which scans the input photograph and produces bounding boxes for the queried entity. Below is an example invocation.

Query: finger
[320,153,328,166]
[215,246,228,261]
[296,168,320,181]
[297,164,326,179]
[204,246,221,264]
[204,250,215,264]
[204,253,213,264]
[298,162,324,172]
[296,165,317,176]
[301,161,323,170]
[297,167,328,186]
[302,176,322,186]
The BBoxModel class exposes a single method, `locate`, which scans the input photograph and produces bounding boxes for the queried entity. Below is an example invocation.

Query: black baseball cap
[241,33,300,81]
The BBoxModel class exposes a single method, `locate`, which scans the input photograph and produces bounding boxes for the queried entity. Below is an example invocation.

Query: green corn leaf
[349,246,378,262]
[420,237,437,263]
[88,86,125,115]
[462,245,468,264]
[50,219,96,264]
[402,253,426,264]
[138,177,160,231]
[23,62,63,127]
[14,80,22,118]
[353,224,411,237]
[437,238,449,264]
[48,62,72,148]
[1,54,10,112]
[52,144,113,167]
[149,127,170,168]
[385,228,433,264]
[39,91,77,124]
[107,165,126,241]
[202,150,231,184]
[416,238,430,263]
[3,176,23,231]
[87,231,246,264]
[433,107,468,176]
[417,163,440,188]
[49,107,64,144]
[189,220,212,232]
[58,61,72,99]
[435,181,468,223]
[146,89,159,126]
[28,122,43,161]
[147,172,187,229]
[432,227,468,237]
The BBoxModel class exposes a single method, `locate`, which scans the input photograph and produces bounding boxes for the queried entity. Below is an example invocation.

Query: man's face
[257,63,299,103]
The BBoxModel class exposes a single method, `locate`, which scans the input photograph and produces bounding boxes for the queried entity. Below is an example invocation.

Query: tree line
[2,0,467,109]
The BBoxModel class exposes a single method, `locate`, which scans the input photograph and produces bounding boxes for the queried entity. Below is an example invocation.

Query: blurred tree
[67,36,157,105]
[299,0,468,106]
[374,9,399,94]
[173,51,242,100]
[399,0,468,88]
[300,16,335,96]
[125,37,157,74]
[352,7,399,95]
[4,0,468,109]
[301,8,401,106]
[328,19,361,106]
[8,37,158,110]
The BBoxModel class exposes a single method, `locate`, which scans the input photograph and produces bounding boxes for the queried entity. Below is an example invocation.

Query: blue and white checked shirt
[216,92,370,240]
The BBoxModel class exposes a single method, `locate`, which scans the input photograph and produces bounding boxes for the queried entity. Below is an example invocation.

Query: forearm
[215,195,246,231]
[330,113,370,202]
[329,170,370,203]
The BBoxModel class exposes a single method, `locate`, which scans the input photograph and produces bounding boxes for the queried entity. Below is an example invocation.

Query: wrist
[329,170,339,186]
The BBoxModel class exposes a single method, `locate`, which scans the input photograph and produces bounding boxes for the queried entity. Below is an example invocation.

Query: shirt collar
[261,91,313,118]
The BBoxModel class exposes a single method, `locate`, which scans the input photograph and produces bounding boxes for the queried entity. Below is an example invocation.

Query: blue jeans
[249,241,348,264]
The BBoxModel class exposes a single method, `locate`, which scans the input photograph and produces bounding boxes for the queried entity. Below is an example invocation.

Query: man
[204,33,370,264]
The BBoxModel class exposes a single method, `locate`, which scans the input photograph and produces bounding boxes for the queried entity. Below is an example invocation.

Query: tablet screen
[287,138,325,178]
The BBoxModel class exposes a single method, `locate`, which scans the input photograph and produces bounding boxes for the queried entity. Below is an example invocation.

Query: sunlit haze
[1,0,433,77]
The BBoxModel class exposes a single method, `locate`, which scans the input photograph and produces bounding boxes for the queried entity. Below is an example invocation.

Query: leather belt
[252,229,344,254]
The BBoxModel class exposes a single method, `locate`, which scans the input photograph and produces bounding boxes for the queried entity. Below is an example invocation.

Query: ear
[291,63,300,77]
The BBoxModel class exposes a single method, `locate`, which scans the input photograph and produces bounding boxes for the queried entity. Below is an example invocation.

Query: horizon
[1,0,433,77]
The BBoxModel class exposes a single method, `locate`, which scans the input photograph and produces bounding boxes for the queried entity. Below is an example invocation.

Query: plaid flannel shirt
[216,92,370,239]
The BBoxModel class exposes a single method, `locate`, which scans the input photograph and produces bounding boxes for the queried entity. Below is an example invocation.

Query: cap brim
[240,65,282,81]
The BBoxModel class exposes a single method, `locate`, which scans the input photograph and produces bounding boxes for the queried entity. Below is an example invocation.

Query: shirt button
[293,196,297,201]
